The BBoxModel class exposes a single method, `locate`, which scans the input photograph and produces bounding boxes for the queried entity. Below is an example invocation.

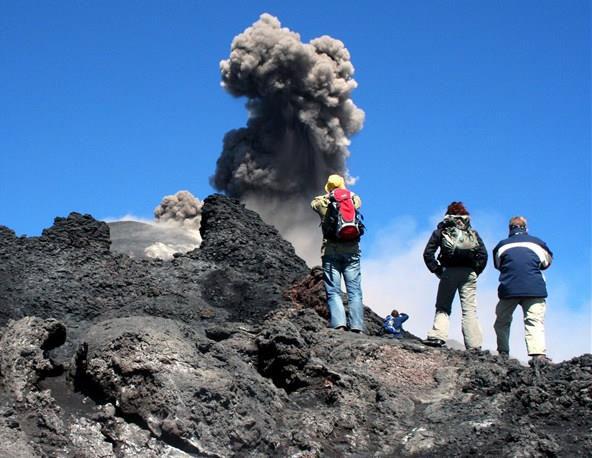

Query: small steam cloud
[154,190,203,230]
[143,190,203,260]
[212,13,365,264]
[144,240,199,260]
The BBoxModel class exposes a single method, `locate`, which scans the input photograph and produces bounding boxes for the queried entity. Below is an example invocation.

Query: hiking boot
[529,354,552,367]
[467,347,484,355]
[334,325,347,331]
[423,338,445,348]
[350,329,363,334]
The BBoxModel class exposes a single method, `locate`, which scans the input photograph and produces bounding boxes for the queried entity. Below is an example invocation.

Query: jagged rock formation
[0,194,590,457]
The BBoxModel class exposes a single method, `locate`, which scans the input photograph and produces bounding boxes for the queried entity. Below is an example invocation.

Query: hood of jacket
[438,214,471,230]
[509,226,528,237]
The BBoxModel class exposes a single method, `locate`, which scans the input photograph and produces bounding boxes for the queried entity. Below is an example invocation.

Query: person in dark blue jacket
[383,309,409,338]
[493,216,553,365]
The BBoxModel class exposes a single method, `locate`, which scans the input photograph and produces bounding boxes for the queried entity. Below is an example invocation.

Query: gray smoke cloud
[214,13,364,197]
[212,13,365,264]
[145,190,203,260]
[154,190,203,230]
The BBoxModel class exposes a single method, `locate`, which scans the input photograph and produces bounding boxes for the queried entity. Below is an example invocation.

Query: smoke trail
[212,13,364,264]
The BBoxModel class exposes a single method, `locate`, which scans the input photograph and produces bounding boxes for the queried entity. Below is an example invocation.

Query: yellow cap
[324,174,346,193]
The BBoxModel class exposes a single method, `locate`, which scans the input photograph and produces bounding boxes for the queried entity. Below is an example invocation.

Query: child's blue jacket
[384,313,409,335]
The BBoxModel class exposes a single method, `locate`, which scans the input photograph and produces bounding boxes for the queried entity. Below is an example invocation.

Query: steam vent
[0,195,590,456]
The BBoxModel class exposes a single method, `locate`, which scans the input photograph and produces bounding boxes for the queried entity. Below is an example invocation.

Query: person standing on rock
[423,202,487,349]
[311,174,365,333]
[493,216,553,365]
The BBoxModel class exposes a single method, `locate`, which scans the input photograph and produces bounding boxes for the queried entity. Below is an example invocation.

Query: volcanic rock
[0,317,65,401]
[0,194,590,457]
[74,316,283,456]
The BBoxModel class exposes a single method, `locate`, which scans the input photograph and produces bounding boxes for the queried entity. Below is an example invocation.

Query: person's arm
[351,193,362,209]
[538,239,553,270]
[423,230,442,275]
[473,232,488,275]
[311,195,329,217]
[399,313,409,323]
[493,242,502,270]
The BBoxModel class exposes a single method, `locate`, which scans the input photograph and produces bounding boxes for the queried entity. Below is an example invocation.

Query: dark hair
[446,201,469,216]
[391,309,399,317]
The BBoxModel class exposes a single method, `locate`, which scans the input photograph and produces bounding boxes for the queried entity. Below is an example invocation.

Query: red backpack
[322,189,365,241]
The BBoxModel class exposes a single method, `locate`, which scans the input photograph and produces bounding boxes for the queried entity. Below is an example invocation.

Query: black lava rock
[0,194,590,457]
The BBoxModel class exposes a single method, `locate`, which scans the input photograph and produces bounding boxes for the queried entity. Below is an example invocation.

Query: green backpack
[440,224,479,258]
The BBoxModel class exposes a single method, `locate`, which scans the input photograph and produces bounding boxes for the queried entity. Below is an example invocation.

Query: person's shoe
[334,325,347,331]
[498,351,510,360]
[423,337,446,348]
[350,329,363,334]
[529,354,553,367]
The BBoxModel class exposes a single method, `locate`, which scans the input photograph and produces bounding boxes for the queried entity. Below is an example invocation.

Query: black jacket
[423,215,488,275]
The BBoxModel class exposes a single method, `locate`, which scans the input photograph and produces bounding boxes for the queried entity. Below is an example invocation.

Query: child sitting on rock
[383,309,409,339]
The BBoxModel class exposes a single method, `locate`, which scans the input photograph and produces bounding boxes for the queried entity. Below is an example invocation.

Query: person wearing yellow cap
[311,174,365,333]
[323,174,346,193]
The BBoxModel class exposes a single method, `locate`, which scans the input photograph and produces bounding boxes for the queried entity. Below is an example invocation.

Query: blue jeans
[322,252,364,331]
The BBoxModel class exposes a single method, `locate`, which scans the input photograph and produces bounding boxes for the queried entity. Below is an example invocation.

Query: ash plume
[154,190,203,230]
[212,13,364,264]
[143,190,203,260]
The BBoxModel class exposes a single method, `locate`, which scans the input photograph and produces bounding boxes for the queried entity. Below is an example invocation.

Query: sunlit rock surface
[0,195,590,456]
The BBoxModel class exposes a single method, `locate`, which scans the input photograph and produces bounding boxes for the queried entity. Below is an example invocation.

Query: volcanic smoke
[154,190,203,230]
[212,13,364,264]
[144,190,203,259]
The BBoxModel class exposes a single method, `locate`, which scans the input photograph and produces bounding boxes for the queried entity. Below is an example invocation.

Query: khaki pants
[427,267,483,349]
[494,297,546,356]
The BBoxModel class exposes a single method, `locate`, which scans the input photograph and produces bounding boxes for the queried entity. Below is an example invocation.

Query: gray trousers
[427,267,483,349]
[494,297,546,356]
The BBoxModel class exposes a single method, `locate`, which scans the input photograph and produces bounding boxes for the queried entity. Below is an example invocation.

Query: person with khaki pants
[493,216,553,364]
[494,298,546,356]
[429,267,482,348]
[422,202,488,349]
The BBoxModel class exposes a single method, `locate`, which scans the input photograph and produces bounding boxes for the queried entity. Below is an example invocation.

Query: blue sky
[1,2,590,355]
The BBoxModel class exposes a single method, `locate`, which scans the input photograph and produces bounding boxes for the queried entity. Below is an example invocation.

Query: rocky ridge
[0,194,590,457]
